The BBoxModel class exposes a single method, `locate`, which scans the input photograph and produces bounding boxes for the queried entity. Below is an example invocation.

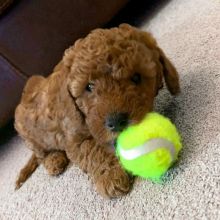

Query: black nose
[106,112,129,132]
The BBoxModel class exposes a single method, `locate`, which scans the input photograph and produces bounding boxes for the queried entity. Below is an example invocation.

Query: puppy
[15,24,180,198]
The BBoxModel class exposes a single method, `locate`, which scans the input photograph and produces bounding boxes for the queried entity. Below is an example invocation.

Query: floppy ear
[157,47,180,95]
[138,28,180,95]
[56,39,87,98]
[119,24,180,95]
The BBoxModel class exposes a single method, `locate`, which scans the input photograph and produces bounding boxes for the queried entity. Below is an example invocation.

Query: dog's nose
[106,112,129,132]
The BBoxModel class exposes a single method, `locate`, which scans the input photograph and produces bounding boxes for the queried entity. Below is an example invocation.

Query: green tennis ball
[116,112,182,182]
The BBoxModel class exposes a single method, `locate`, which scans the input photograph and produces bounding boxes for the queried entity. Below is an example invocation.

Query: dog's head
[64,24,180,145]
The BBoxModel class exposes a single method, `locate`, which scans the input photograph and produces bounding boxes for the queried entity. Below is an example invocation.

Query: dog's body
[15,24,180,198]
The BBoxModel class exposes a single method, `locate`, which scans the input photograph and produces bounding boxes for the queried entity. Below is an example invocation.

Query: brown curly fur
[14,24,180,198]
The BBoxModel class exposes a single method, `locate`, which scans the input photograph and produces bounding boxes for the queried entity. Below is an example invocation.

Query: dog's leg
[15,153,39,189]
[65,138,133,198]
[15,140,45,189]
[43,151,69,176]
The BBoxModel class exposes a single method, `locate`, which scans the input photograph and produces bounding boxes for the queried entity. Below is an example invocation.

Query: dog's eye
[86,83,94,92]
[131,73,141,85]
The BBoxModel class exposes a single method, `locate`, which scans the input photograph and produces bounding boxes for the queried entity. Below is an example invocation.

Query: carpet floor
[0,0,220,219]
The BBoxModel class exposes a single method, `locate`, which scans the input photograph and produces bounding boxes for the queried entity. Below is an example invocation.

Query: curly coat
[15,24,180,198]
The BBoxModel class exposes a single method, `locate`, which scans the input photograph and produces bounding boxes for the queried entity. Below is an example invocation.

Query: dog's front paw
[95,166,133,198]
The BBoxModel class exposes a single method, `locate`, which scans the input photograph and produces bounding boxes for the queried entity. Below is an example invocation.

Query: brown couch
[0,0,128,127]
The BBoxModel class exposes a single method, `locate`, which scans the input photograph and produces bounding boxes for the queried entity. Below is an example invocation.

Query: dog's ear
[137,28,180,95]
[61,38,84,70]
[119,24,180,95]
[157,47,180,95]
[59,39,87,98]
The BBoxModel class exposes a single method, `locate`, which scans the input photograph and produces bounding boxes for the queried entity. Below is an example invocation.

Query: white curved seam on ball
[118,138,176,161]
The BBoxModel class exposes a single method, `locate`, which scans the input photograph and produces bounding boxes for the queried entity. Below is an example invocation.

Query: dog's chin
[107,138,117,148]
[90,115,147,147]
[104,135,118,147]
[104,118,146,147]
[92,129,118,147]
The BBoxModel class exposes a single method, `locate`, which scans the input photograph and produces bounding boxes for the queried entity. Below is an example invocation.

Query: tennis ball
[116,112,182,181]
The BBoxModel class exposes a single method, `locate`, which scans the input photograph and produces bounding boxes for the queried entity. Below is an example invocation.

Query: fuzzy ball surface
[116,112,182,181]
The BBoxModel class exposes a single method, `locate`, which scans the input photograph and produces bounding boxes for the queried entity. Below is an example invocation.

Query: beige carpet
[1,0,220,219]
